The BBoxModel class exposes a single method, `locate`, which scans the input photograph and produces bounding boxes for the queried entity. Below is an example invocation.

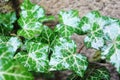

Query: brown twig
[77,43,84,53]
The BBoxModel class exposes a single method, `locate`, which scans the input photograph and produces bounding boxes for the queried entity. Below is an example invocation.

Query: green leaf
[85,66,110,80]
[81,11,117,49]
[17,17,43,39]
[49,37,88,77]
[20,0,45,19]
[55,10,80,38]
[7,37,22,52]
[54,24,75,38]
[39,16,55,23]
[20,0,54,22]
[0,37,30,80]
[101,21,120,73]
[39,26,55,44]
[59,10,80,28]
[0,12,16,34]
[80,11,105,49]
[0,44,14,64]
[0,60,33,80]
[15,41,49,72]
[18,0,53,39]
[0,37,22,53]
[0,36,10,42]
[0,37,22,66]
[80,11,101,32]
[67,66,110,80]
[84,22,105,49]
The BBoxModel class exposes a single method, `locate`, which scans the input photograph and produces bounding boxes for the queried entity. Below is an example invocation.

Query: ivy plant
[0,0,120,80]
[67,64,110,80]
[78,11,120,73]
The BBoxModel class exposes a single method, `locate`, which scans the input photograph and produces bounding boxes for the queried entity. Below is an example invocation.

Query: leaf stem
[77,43,84,53]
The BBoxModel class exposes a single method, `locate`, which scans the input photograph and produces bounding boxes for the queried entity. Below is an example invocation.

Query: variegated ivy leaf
[81,11,105,49]
[59,10,80,28]
[20,0,54,22]
[67,66,110,80]
[0,37,22,73]
[0,37,22,54]
[20,0,45,19]
[80,11,103,32]
[39,26,55,44]
[18,0,53,39]
[49,37,88,77]
[0,60,33,80]
[101,21,120,73]
[81,11,117,49]
[0,12,16,34]
[55,10,80,38]
[0,43,14,65]
[54,24,75,38]
[84,22,105,49]
[17,17,43,39]
[37,25,59,51]
[0,37,32,80]
[15,41,49,72]
[85,66,110,80]
[7,37,22,52]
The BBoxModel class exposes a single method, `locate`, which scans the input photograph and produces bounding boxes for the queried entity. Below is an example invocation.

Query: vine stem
[77,43,84,53]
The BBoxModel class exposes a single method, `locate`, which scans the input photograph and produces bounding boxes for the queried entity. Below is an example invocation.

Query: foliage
[0,0,120,80]
[67,64,110,80]
[78,11,120,73]
[0,12,16,34]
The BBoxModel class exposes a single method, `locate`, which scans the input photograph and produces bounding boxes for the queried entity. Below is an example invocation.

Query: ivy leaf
[101,21,120,73]
[80,11,116,49]
[0,36,22,66]
[49,37,88,77]
[0,43,14,65]
[81,11,118,49]
[20,0,54,22]
[0,37,30,80]
[67,66,110,80]
[7,37,22,52]
[0,12,16,34]
[39,26,55,44]
[20,0,45,19]
[59,10,80,28]
[15,41,49,72]
[0,37,22,53]
[0,60,33,80]
[55,10,80,38]
[68,65,110,80]
[17,17,43,39]
[80,11,106,49]
[49,37,77,70]
[80,11,102,32]
[85,66,110,80]
[84,22,105,49]
[54,24,75,38]
[18,0,53,39]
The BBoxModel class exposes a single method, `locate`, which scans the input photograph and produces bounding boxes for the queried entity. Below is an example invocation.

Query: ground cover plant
[0,0,120,80]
